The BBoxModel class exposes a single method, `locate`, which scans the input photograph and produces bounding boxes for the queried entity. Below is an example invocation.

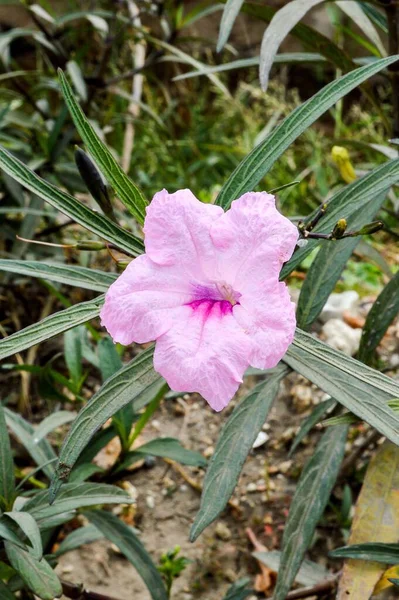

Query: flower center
[216,281,241,306]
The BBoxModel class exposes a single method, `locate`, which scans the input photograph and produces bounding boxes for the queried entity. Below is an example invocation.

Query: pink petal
[210,191,298,293]
[143,189,224,280]
[100,255,191,345]
[153,301,253,411]
[234,281,296,370]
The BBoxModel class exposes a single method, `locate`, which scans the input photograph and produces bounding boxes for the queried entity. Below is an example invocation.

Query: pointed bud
[356,221,384,236]
[332,218,347,239]
[331,146,356,184]
[75,147,115,219]
[76,240,107,250]
[116,259,131,271]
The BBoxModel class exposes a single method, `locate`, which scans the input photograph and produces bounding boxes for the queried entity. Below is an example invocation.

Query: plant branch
[284,577,338,599]
[61,580,122,600]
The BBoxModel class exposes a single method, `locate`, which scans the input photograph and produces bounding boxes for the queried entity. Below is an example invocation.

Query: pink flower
[100,189,298,411]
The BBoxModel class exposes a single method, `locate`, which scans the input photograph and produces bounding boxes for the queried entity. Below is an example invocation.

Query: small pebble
[252,431,269,448]
[146,495,155,509]
[215,522,232,541]
[246,482,257,493]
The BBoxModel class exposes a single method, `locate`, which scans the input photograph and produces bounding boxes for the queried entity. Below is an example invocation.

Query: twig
[61,580,122,600]
[122,1,146,173]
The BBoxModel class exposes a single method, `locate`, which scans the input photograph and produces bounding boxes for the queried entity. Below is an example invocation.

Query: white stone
[252,431,269,448]
[322,319,362,356]
[320,291,359,322]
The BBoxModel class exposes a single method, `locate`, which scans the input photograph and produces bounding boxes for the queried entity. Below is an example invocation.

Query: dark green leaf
[4,409,56,479]
[358,270,399,363]
[289,398,336,456]
[330,543,399,564]
[0,145,144,256]
[118,438,207,471]
[50,348,164,500]
[223,577,254,600]
[0,403,15,509]
[86,510,168,600]
[24,482,132,522]
[0,295,103,361]
[273,426,348,599]
[69,463,105,483]
[64,328,83,386]
[0,519,25,548]
[216,55,399,209]
[4,512,42,559]
[54,524,103,556]
[0,259,116,292]
[58,69,148,224]
[5,543,62,600]
[190,366,288,541]
[0,580,17,600]
[284,329,399,445]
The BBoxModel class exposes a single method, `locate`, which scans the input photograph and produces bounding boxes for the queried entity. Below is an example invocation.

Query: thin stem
[285,577,338,599]
[61,580,122,600]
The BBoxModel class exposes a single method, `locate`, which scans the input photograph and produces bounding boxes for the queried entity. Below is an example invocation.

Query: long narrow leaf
[4,512,42,559]
[190,365,288,541]
[5,542,62,600]
[217,0,244,51]
[0,145,144,256]
[284,329,399,445]
[50,348,165,501]
[0,404,15,508]
[58,69,148,224]
[332,543,399,564]
[273,426,347,599]
[0,295,103,361]
[216,55,399,209]
[0,259,116,292]
[259,0,324,90]
[86,509,168,600]
[54,524,103,556]
[358,270,399,364]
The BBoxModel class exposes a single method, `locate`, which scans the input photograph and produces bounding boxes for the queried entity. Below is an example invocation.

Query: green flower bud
[332,218,347,239]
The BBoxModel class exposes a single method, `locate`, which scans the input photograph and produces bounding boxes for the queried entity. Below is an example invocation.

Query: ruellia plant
[1,55,399,600]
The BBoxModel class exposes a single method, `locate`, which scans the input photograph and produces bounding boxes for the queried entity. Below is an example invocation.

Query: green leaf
[284,329,399,445]
[217,0,244,51]
[296,188,389,329]
[0,403,15,509]
[259,0,325,91]
[0,295,103,361]
[330,543,399,564]
[97,336,134,448]
[0,145,144,256]
[0,519,26,548]
[24,482,132,523]
[68,463,104,483]
[4,512,42,560]
[50,348,164,501]
[216,55,399,209]
[190,366,288,541]
[66,60,87,101]
[86,510,168,600]
[358,270,399,364]
[223,577,254,600]
[4,542,62,600]
[58,69,148,224]
[4,409,56,479]
[64,327,83,386]
[289,398,336,456]
[0,580,17,600]
[273,426,348,599]
[54,523,103,556]
[118,438,207,471]
[0,259,116,292]
[33,411,77,444]
[282,159,399,279]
